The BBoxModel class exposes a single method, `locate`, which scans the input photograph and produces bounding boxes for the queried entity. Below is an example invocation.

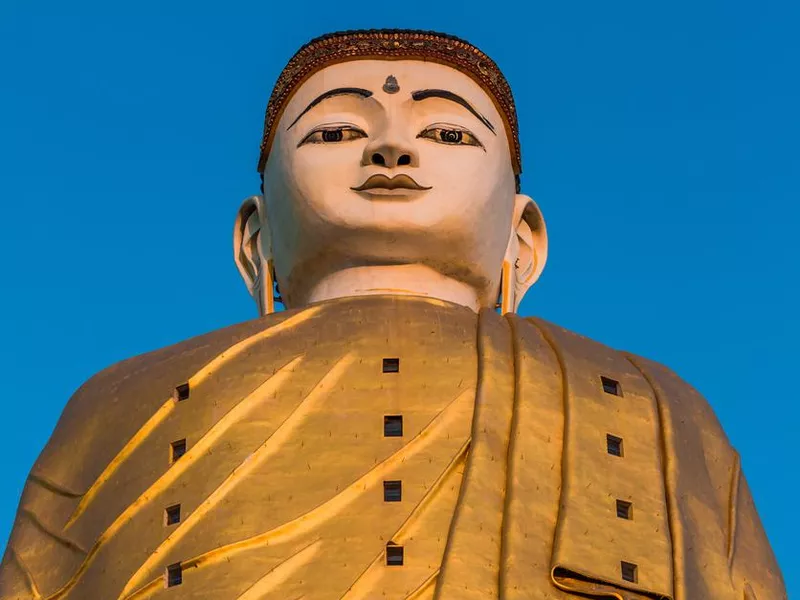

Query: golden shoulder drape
[0,297,785,600]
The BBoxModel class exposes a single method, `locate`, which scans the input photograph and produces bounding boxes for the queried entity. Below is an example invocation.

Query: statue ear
[233,195,275,315]
[501,194,548,313]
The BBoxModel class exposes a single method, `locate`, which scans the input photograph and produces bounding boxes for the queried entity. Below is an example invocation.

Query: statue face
[253,59,541,309]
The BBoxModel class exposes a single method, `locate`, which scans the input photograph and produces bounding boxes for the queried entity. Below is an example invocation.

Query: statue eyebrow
[411,89,496,134]
[286,87,373,130]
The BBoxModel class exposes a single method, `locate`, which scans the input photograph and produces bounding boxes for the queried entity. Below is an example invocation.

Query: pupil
[322,130,343,142]
[440,130,462,143]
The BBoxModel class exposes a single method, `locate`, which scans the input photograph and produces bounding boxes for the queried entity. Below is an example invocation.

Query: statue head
[235,30,548,314]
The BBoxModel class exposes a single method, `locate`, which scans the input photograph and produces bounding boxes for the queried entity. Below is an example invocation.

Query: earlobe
[233,195,275,315]
[501,194,548,313]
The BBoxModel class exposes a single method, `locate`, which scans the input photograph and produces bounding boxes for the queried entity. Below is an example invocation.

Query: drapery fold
[433,313,783,599]
[434,310,515,600]
[1,297,785,599]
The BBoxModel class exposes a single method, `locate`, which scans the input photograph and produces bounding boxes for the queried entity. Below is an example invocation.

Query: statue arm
[620,351,786,600]
[0,312,294,599]
[0,380,103,600]
[0,539,38,600]
[0,343,197,598]
[0,345,206,598]
[729,467,787,599]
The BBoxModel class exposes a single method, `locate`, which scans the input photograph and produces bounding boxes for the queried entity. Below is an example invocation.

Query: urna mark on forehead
[276,59,505,137]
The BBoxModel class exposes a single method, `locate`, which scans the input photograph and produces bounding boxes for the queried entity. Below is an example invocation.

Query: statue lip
[351,173,431,192]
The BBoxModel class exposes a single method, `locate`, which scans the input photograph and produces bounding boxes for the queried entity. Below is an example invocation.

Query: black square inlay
[616,499,633,520]
[166,563,182,586]
[383,358,400,373]
[165,504,181,526]
[171,439,187,463]
[174,382,190,401]
[386,543,404,566]
[606,434,623,457]
[621,561,638,583]
[384,480,402,502]
[384,415,403,437]
[601,376,622,396]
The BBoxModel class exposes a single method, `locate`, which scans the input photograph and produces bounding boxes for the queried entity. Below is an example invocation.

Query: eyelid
[305,121,366,134]
[418,123,484,148]
[298,123,368,146]
[421,122,473,133]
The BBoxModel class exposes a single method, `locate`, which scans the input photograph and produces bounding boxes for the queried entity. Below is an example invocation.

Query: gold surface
[0,296,786,599]
[539,320,673,597]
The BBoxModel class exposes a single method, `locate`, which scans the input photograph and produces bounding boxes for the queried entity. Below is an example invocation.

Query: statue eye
[418,126,483,148]
[299,126,367,146]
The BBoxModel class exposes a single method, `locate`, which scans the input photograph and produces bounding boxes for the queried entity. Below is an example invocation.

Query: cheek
[418,142,514,224]
[287,145,366,222]
[293,147,358,194]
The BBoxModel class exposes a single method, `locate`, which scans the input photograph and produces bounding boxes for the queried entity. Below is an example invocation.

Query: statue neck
[297,264,483,312]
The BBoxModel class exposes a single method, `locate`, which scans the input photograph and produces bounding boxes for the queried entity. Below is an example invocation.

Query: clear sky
[0,0,797,594]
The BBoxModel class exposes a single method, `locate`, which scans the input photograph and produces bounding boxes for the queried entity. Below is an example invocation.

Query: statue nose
[362,133,418,168]
[370,152,412,167]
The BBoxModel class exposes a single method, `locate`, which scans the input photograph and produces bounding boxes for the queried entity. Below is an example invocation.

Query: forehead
[280,59,504,125]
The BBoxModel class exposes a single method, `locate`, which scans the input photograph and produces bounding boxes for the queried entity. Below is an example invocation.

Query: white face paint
[254,59,536,310]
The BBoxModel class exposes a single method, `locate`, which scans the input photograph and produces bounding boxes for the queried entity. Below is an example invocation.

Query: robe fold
[0,296,785,600]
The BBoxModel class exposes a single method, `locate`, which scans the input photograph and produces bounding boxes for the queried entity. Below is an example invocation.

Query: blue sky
[0,0,797,593]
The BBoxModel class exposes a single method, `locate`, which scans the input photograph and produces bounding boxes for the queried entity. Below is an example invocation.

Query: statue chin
[0,28,784,600]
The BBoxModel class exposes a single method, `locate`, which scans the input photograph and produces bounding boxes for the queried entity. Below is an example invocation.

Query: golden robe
[0,296,786,600]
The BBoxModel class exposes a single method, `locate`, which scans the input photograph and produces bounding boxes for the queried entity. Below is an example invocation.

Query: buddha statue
[0,29,786,600]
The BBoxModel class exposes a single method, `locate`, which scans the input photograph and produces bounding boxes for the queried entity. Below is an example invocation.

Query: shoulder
[518,315,730,444]
[519,315,739,522]
[29,297,472,494]
[30,309,301,495]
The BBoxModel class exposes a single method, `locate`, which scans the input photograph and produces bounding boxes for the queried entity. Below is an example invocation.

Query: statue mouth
[351,174,432,192]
